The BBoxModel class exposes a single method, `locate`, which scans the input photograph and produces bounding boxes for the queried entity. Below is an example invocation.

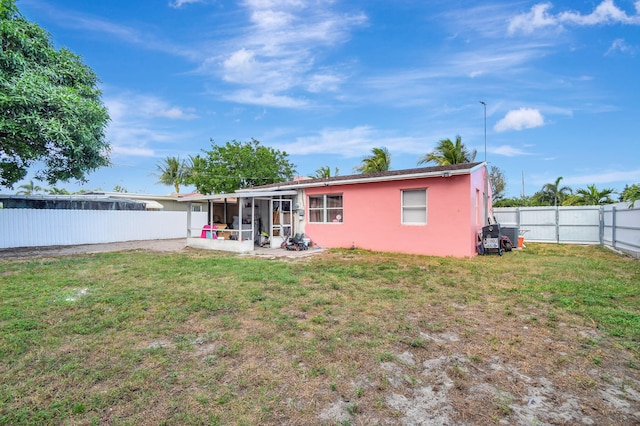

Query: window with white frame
[402,189,427,224]
[309,194,343,223]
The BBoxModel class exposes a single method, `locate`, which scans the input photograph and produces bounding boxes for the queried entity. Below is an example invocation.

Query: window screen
[402,189,427,224]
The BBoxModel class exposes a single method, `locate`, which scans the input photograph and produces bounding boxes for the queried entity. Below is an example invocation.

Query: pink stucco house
[183,162,492,258]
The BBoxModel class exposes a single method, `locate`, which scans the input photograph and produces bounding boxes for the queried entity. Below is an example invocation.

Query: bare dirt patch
[0,238,189,260]
[0,239,322,261]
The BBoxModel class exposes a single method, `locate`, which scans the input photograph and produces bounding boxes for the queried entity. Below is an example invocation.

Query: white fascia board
[234,190,297,198]
[470,162,486,173]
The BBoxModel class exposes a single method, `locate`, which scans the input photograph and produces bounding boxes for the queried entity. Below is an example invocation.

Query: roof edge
[244,162,485,192]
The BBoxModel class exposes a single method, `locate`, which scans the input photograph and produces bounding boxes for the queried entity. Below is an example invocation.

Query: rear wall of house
[304,172,485,257]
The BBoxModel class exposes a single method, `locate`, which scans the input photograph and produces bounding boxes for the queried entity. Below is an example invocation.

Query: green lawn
[1,244,639,425]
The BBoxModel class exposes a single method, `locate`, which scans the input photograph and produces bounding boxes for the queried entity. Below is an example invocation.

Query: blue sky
[9,0,640,197]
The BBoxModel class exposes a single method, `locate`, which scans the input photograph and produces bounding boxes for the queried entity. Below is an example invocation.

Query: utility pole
[479,101,487,162]
[480,101,488,223]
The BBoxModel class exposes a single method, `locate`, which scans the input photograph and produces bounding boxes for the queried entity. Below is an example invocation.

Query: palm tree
[534,176,572,206]
[418,135,476,166]
[183,154,205,187]
[314,166,339,179]
[16,180,43,195]
[621,184,640,207]
[156,156,187,194]
[568,184,615,206]
[354,147,391,174]
[46,187,70,195]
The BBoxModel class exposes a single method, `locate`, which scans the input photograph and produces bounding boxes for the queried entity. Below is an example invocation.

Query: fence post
[599,206,604,246]
[611,206,617,249]
[556,206,560,244]
[186,202,192,238]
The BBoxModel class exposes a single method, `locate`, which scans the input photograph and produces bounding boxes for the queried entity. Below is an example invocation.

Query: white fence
[0,209,208,249]
[494,203,640,258]
[603,204,640,257]
[2,206,638,258]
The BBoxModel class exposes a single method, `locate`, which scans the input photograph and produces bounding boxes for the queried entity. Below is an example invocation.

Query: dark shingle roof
[249,162,483,190]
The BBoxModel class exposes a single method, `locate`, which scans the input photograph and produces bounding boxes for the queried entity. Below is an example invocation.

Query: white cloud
[451,45,551,78]
[169,0,205,8]
[106,122,173,158]
[222,90,309,108]
[104,93,197,158]
[273,126,429,158]
[250,9,295,28]
[33,3,200,60]
[107,94,198,121]
[222,49,259,83]
[207,1,367,108]
[605,38,638,56]
[508,3,558,35]
[35,0,365,109]
[494,108,545,132]
[558,0,640,25]
[110,145,156,157]
[508,0,640,35]
[307,73,344,93]
[159,107,199,120]
[491,145,533,157]
[278,126,376,156]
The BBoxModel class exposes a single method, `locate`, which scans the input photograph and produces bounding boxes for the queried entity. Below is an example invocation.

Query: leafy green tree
[532,176,572,206]
[489,166,506,201]
[112,185,127,193]
[418,135,476,166]
[564,184,615,206]
[189,139,296,195]
[621,184,640,207]
[15,179,42,195]
[0,0,110,188]
[155,156,187,193]
[354,147,391,173]
[314,166,339,179]
[493,196,534,208]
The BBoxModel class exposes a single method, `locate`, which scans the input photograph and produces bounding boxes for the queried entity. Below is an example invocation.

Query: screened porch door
[270,198,292,242]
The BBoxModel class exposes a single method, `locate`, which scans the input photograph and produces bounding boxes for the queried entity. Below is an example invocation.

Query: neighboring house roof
[85,192,173,210]
[87,191,197,202]
[87,191,213,208]
[176,190,296,202]
[242,162,485,192]
[0,194,147,210]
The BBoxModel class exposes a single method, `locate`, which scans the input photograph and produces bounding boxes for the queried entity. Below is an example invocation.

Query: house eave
[246,163,485,192]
